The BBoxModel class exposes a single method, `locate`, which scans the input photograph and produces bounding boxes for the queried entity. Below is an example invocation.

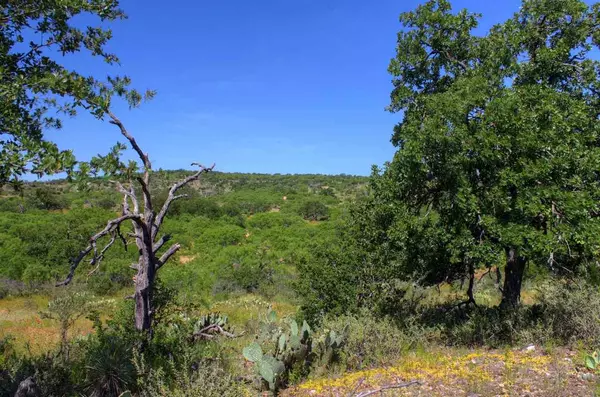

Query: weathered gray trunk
[500,247,526,310]
[134,228,156,332]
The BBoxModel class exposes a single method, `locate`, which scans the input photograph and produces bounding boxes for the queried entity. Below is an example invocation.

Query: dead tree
[57,110,214,332]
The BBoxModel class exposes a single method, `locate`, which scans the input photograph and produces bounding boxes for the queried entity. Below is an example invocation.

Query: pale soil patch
[179,255,197,264]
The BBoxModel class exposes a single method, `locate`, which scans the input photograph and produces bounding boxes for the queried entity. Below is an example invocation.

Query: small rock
[15,377,40,397]
[523,344,536,352]
[580,373,595,381]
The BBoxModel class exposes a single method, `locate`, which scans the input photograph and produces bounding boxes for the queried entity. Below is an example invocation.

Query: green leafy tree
[0,0,127,186]
[298,200,329,221]
[377,0,600,309]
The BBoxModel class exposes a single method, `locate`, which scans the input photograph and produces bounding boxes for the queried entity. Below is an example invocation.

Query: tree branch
[56,214,142,286]
[153,234,172,254]
[107,110,151,171]
[156,243,181,270]
[115,181,138,215]
[193,324,239,340]
[88,232,117,276]
[152,163,214,240]
[136,176,153,216]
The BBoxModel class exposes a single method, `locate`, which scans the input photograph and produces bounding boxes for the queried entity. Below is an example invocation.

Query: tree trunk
[500,247,526,310]
[466,263,476,306]
[134,236,155,332]
[59,321,69,360]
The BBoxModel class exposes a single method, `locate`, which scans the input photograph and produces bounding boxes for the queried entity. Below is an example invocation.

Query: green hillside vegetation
[0,172,366,300]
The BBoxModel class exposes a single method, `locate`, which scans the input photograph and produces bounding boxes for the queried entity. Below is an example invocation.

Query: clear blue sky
[48,0,524,176]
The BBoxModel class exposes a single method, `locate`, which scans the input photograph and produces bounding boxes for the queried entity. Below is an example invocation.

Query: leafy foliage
[299,0,600,318]
[0,0,129,185]
[298,201,330,221]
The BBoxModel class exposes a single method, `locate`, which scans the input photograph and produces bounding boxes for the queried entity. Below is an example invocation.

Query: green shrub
[530,281,600,346]
[174,198,222,219]
[94,197,118,210]
[298,201,329,221]
[136,356,244,397]
[213,246,276,297]
[221,203,242,217]
[297,242,361,324]
[0,197,25,213]
[26,188,69,211]
[317,310,413,372]
[22,263,51,287]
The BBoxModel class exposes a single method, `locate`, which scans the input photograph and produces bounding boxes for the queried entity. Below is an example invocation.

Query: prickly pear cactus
[316,324,349,366]
[243,309,316,393]
[243,342,263,362]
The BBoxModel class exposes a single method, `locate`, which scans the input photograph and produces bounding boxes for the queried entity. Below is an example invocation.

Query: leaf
[301,320,311,337]
[278,333,287,352]
[258,355,282,385]
[290,319,299,336]
[243,342,263,362]
[263,354,285,376]
[268,310,277,323]
[289,334,301,348]
[585,355,596,370]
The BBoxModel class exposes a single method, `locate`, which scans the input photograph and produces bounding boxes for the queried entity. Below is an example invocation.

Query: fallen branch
[192,324,240,340]
[352,380,422,397]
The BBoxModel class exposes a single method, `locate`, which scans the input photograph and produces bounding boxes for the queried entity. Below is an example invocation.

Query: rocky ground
[286,347,597,396]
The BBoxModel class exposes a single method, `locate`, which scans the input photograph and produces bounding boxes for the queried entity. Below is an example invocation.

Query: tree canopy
[296,0,600,316]
[374,0,600,308]
[0,0,126,186]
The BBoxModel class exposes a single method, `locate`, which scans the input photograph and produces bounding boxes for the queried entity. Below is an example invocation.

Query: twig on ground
[352,380,422,397]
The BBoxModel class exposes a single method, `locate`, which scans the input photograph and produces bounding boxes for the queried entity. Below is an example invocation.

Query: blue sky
[47,0,524,176]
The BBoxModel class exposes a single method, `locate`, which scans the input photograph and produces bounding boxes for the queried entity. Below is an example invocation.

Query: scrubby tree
[299,200,329,221]
[376,0,600,309]
[40,291,100,359]
[0,0,127,186]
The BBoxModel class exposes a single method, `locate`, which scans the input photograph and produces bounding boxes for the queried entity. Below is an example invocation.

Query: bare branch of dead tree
[156,243,181,270]
[153,234,171,254]
[153,163,215,239]
[57,214,142,286]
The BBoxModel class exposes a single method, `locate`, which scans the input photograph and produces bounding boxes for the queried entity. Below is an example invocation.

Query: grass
[0,295,94,354]
[2,282,599,396]
[0,292,296,356]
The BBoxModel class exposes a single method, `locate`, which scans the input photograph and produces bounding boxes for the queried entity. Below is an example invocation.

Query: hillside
[0,172,368,300]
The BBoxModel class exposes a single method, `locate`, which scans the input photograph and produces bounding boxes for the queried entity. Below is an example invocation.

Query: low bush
[317,310,415,373]
[298,201,329,221]
[529,281,600,346]
[136,357,244,397]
